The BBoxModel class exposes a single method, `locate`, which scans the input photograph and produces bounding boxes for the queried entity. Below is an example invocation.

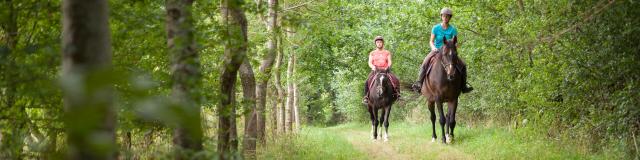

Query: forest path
[328,123,472,160]
[260,122,605,159]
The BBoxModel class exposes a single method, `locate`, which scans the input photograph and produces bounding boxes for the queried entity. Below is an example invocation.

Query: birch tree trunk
[255,0,278,141]
[273,38,284,135]
[285,47,294,133]
[293,68,299,131]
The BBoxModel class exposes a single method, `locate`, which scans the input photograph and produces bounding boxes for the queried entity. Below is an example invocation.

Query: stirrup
[394,93,401,99]
[462,85,474,93]
[411,82,422,93]
[362,96,369,104]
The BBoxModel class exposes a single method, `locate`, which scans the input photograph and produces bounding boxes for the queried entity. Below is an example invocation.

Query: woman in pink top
[364,36,400,104]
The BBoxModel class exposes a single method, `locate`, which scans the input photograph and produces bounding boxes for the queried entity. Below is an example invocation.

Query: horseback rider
[412,7,473,93]
[363,36,400,104]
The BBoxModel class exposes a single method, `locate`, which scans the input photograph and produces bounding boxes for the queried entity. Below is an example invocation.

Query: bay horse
[421,36,464,144]
[367,69,398,142]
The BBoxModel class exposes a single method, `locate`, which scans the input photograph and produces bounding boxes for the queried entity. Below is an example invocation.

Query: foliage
[0,0,638,158]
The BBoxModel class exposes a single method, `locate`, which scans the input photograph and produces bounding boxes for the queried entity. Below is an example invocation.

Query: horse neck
[371,75,393,97]
[425,53,461,84]
[430,55,447,79]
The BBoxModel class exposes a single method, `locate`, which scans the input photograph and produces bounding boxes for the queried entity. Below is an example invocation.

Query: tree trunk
[285,48,295,133]
[239,59,257,157]
[219,0,247,158]
[143,129,155,149]
[61,0,116,159]
[123,131,132,159]
[293,66,299,131]
[272,90,279,136]
[165,0,203,158]
[256,0,278,142]
[269,83,279,136]
[46,128,58,159]
[1,1,26,158]
[273,34,286,135]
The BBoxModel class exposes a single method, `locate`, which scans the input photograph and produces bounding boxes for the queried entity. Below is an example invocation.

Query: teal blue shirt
[431,23,457,49]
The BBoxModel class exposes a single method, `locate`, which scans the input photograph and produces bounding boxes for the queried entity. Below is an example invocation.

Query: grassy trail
[336,124,471,160]
[259,122,615,159]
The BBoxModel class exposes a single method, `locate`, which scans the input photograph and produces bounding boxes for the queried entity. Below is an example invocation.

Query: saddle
[424,52,464,78]
[367,70,401,97]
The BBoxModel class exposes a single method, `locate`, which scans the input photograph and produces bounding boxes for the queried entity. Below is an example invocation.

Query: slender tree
[165,0,203,157]
[285,44,294,132]
[240,60,257,156]
[293,80,299,131]
[61,0,116,159]
[219,0,248,158]
[273,35,285,134]
[256,0,278,141]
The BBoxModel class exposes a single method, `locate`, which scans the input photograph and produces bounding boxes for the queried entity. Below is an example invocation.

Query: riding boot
[460,62,474,93]
[413,51,437,92]
[363,78,370,105]
[412,64,426,92]
[362,96,369,105]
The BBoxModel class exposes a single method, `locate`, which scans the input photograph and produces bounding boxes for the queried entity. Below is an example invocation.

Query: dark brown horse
[421,36,464,144]
[367,69,397,141]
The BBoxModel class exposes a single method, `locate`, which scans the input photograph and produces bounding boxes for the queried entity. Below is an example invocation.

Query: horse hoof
[445,134,453,144]
[431,138,436,143]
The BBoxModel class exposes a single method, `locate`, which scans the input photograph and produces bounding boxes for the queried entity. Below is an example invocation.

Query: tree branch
[284,0,315,12]
[542,0,616,43]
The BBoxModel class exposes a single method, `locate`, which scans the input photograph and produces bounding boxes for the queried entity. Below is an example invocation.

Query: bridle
[374,70,388,96]
[439,47,456,79]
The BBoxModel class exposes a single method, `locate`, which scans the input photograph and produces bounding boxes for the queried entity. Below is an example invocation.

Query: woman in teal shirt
[413,7,473,93]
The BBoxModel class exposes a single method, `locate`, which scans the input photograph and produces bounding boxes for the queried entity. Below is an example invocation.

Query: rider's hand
[433,48,439,52]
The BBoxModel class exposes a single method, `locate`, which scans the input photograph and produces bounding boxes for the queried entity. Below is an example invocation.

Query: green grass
[257,122,625,159]
[256,126,367,160]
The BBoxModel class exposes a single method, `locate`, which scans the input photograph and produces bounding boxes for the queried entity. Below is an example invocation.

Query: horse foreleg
[378,108,385,141]
[382,106,392,142]
[428,101,436,142]
[368,106,378,140]
[446,100,458,144]
[436,100,447,144]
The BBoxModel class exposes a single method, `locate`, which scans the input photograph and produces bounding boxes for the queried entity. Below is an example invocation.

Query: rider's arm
[386,52,392,70]
[368,52,375,70]
[430,33,437,51]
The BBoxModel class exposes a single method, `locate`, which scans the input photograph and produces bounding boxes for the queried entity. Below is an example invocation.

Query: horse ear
[442,36,448,45]
[453,36,457,45]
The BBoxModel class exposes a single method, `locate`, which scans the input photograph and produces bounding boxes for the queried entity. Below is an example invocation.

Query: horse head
[373,69,391,98]
[441,36,459,81]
